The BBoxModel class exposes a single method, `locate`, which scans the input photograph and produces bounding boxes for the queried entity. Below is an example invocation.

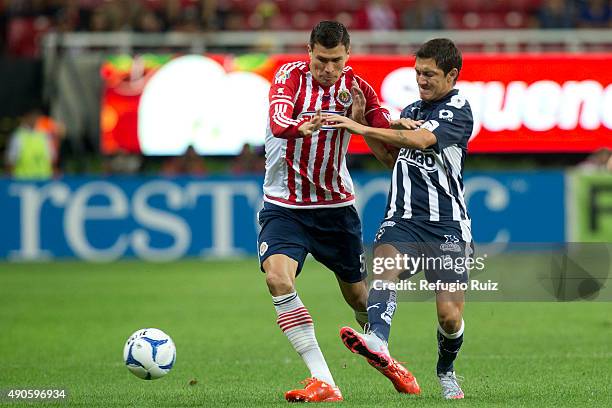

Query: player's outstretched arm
[323,114,436,150]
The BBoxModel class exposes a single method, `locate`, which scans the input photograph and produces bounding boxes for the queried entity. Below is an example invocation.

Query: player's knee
[264,267,294,295]
[437,311,462,334]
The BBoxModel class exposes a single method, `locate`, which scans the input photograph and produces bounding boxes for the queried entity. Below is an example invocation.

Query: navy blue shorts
[257,202,367,283]
[374,218,474,283]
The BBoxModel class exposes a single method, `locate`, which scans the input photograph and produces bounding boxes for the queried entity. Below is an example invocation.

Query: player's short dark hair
[416,38,462,77]
[309,21,350,50]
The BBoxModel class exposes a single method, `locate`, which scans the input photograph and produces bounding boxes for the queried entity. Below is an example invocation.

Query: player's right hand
[298,109,322,137]
[390,118,423,130]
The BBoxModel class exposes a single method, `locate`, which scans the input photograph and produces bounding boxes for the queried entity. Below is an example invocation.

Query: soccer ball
[123,328,176,380]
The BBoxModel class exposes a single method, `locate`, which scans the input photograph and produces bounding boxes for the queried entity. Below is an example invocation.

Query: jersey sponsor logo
[440,235,461,252]
[336,88,353,107]
[298,110,345,131]
[438,109,454,122]
[398,148,438,172]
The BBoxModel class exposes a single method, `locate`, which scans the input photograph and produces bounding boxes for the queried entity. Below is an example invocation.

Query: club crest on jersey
[337,89,352,107]
[259,241,269,257]
[440,235,461,252]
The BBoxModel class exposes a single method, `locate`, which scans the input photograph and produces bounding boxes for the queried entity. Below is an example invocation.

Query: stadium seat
[7,17,52,57]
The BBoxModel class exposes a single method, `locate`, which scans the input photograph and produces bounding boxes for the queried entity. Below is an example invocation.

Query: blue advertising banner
[0,171,565,261]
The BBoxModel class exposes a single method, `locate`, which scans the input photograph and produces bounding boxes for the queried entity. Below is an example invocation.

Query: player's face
[415,57,457,102]
[308,43,349,87]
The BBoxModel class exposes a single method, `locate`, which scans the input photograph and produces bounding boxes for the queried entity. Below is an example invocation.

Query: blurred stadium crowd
[2,0,611,57]
[0,1,610,178]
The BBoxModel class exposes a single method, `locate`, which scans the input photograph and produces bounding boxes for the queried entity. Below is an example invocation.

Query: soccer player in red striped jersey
[257,21,396,402]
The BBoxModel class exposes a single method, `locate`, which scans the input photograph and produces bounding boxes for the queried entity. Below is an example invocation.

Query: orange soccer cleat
[340,326,420,395]
[378,357,421,395]
[285,378,343,403]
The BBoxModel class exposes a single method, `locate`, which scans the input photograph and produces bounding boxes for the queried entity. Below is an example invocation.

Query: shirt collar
[422,88,458,107]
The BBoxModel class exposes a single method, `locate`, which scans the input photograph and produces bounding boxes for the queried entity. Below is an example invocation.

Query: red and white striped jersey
[264,61,390,209]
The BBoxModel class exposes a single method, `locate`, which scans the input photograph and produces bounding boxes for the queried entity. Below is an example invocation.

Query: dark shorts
[374,218,474,283]
[257,202,367,283]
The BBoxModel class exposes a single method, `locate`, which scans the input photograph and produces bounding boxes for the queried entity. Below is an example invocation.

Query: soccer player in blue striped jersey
[324,38,473,400]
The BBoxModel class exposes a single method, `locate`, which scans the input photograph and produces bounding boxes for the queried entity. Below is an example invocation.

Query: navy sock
[436,322,464,374]
[366,286,396,342]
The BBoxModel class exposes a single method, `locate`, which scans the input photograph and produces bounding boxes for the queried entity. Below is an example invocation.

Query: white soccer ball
[123,328,176,380]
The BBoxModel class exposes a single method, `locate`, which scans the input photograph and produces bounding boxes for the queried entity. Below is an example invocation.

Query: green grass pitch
[1,259,610,407]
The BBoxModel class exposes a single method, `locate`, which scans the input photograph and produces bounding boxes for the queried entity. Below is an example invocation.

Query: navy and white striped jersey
[384,89,473,222]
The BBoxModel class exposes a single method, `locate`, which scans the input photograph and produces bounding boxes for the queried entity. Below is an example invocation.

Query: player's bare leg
[336,277,368,328]
[339,244,420,394]
[264,254,297,296]
[435,290,465,399]
[263,254,341,402]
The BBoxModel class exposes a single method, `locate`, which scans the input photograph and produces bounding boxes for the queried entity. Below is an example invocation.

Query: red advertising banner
[101,53,612,155]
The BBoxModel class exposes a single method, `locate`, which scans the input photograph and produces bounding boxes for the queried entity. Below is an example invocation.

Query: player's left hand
[390,118,423,130]
[350,80,366,124]
[323,113,366,134]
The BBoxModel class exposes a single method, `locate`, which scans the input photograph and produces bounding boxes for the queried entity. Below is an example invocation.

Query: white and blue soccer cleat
[437,371,464,399]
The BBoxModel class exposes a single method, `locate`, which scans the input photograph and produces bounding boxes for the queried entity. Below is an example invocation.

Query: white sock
[438,319,465,339]
[273,292,335,386]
